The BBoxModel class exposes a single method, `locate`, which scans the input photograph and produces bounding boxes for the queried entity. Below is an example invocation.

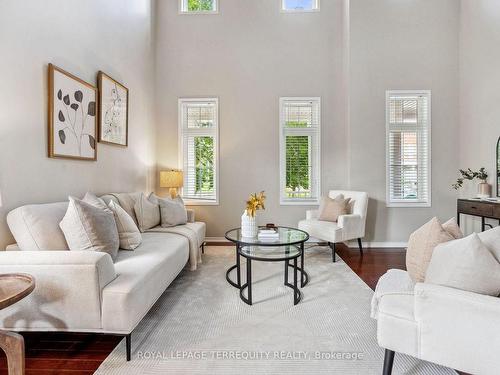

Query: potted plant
[452,167,491,198]
[241,191,266,238]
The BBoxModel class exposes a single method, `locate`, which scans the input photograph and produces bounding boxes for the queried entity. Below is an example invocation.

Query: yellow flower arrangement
[245,191,266,217]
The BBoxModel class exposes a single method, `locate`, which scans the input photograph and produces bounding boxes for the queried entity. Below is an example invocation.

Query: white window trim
[385,90,432,208]
[281,0,320,13]
[279,97,321,206]
[178,97,220,206]
[179,0,218,14]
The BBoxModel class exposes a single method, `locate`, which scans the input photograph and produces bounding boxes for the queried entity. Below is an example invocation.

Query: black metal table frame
[225,227,309,305]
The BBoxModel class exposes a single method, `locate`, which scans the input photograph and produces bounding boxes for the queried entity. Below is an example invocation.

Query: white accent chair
[298,190,368,262]
[372,226,500,375]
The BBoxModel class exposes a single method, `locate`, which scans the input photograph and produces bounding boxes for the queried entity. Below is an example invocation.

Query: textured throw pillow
[134,193,160,232]
[426,233,500,296]
[442,217,463,239]
[318,194,351,222]
[108,200,142,250]
[406,217,455,282]
[83,192,111,213]
[59,196,119,260]
[156,196,188,227]
[478,226,500,263]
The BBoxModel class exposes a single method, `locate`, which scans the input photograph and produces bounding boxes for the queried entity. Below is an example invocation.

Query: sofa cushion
[102,192,142,227]
[298,219,343,243]
[60,197,119,260]
[406,217,455,282]
[7,202,69,250]
[101,232,189,332]
[426,233,500,296]
[371,269,415,319]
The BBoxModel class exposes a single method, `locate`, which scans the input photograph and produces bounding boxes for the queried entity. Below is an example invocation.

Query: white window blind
[281,0,319,12]
[179,98,218,204]
[280,97,321,205]
[180,0,217,13]
[386,91,431,207]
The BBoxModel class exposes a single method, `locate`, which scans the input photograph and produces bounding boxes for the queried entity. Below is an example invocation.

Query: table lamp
[160,170,183,198]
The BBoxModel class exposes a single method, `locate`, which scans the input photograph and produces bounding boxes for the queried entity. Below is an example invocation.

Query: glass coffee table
[225,227,309,305]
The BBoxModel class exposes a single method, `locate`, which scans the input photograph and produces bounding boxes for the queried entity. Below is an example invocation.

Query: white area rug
[95,246,455,375]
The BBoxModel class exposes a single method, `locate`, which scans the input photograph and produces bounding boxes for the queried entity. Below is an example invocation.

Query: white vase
[241,211,258,238]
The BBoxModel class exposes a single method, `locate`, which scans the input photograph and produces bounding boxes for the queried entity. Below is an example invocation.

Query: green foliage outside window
[188,0,214,11]
[195,137,214,193]
[286,135,310,193]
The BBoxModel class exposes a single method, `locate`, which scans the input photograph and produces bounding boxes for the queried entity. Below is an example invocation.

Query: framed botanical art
[97,71,129,146]
[48,64,97,160]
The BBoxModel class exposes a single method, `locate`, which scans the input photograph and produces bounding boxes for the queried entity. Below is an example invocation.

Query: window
[179,98,219,204]
[386,91,431,207]
[280,97,321,205]
[180,0,217,13]
[281,0,319,12]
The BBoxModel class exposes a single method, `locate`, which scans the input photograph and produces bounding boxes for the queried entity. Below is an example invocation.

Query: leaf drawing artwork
[98,72,128,146]
[49,64,97,160]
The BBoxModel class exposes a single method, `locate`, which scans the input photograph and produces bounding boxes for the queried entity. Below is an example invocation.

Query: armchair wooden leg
[328,242,336,262]
[0,330,25,375]
[357,238,363,255]
[382,349,395,375]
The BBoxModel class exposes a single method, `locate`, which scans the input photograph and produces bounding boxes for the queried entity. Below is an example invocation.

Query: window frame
[281,0,320,13]
[279,97,321,206]
[179,0,218,14]
[385,90,432,208]
[178,97,220,206]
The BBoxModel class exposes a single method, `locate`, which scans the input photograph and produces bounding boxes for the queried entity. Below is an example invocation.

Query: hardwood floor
[0,243,404,374]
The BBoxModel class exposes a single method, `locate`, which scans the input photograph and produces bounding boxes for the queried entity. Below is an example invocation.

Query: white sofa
[298,190,368,261]
[0,193,206,361]
[372,226,500,375]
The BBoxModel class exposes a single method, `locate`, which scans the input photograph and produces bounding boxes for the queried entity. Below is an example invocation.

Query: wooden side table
[0,274,35,375]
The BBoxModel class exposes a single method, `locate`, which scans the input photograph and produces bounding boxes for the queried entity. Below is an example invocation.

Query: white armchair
[373,270,500,375]
[298,190,368,262]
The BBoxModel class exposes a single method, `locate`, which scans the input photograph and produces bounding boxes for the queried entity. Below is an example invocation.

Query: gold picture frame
[97,71,129,147]
[48,63,98,161]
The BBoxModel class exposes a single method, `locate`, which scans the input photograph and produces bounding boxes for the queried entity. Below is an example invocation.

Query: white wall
[0,0,157,249]
[459,0,500,233]
[155,0,348,238]
[348,0,460,243]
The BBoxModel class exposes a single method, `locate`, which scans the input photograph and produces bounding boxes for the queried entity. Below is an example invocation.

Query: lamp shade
[160,170,183,188]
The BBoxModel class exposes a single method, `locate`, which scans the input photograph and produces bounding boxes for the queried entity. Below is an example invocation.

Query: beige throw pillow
[426,233,500,296]
[134,193,160,232]
[406,217,455,282]
[83,192,111,213]
[442,217,463,239]
[318,194,351,222]
[59,196,119,260]
[108,200,142,250]
[156,196,188,227]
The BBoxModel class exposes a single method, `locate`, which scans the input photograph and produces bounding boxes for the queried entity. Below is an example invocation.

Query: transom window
[279,97,321,205]
[281,0,319,12]
[178,98,219,204]
[180,0,217,13]
[386,91,431,207]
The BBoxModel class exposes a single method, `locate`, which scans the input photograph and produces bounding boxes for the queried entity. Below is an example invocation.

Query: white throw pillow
[426,233,500,296]
[59,196,119,260]
[83,192,111,213]
[155,195,188,227]
[478,225,500,263]
[108,200,142,250]
[134,193,160,232]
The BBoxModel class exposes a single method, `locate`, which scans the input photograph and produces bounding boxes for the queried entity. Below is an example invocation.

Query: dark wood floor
[0,243,405,375]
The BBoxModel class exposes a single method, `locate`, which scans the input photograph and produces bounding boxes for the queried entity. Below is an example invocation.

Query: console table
[457,199,500,231]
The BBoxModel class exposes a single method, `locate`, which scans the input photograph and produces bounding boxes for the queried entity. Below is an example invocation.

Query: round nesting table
[225,227,309,305]
[0,273,35,375]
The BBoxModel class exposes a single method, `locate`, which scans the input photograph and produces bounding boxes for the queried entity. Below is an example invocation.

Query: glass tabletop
[224,226,309,246]
[239,245,301,260]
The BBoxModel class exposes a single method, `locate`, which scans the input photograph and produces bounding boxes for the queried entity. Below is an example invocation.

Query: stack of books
[258,229,279,241]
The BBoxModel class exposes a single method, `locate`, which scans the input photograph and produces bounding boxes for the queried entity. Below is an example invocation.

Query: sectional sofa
[0,192,205,360]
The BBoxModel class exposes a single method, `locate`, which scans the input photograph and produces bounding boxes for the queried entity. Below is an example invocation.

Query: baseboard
[206,237,407,249]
